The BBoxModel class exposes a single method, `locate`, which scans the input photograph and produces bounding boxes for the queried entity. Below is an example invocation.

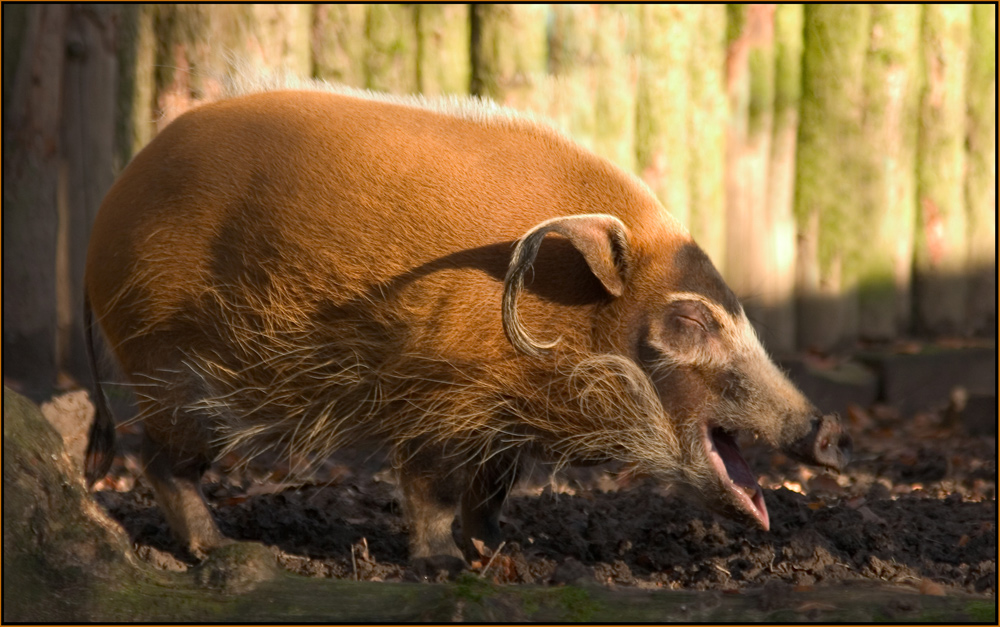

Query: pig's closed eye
[678,315,706,331]
[671,300,715,333]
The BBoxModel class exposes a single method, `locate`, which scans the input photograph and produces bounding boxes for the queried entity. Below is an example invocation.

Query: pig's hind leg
[140,410,227,560]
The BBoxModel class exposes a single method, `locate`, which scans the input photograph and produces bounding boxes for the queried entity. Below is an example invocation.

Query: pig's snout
[786,413,852,471]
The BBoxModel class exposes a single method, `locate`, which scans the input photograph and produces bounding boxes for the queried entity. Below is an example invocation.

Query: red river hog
[83,82,851,575]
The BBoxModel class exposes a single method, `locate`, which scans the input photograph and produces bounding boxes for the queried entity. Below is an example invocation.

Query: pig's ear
[503,213,630,357]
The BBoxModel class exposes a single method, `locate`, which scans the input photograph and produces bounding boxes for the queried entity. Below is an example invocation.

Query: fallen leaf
[919,579,946,596]
[471,537,492,559]
[957,535,969,547]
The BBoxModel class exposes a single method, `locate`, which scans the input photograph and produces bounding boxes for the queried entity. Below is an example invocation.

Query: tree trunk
[470,4,549,112]
[636,4,694,228]
[724,5,777,347]
[913,5,971,336]
[794,5,871,352]
[115,4,157,166]
[153,5,313,128]
[416,4,471,97]
[548,4,598,149]
[365,4,418,94]
[687,4,727,272]
[312,4,368,87]
[591,6,638,175]
[856,5,922,340]
[762,4,803,355]
[60,4,121,384]
[2,4,69,398]
[963,4,996,336]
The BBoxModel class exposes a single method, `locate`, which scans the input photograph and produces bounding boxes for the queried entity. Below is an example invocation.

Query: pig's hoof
[194,541,278,594]
[409,555,467,582]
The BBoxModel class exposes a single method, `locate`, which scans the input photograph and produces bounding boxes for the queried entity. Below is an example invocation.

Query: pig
[83,80,850,575]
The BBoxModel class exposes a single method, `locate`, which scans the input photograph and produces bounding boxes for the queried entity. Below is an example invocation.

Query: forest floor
[24,342,997,598]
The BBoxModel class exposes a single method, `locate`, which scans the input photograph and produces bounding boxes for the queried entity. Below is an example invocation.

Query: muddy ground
[79,380,996,597]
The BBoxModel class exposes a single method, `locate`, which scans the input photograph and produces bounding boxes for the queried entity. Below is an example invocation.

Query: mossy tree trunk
[365,4,419,94]
[591,6,639,175]
[794,5,871,352]
[913,5,971,336]
[724,5,776,347]
[548,4,598,150]
[856,5,922,340]
[963,4,996,336]
[416,4,471,97]
[115,4,157,166]
[636,4,694,228]
[687,4,727,273]
[470,4,550,113]
[761,4,803,355]
[2,4,70,397]
[312,4,368,87]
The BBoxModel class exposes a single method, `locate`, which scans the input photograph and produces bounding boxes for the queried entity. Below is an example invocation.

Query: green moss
[471,4,548,105]
[794,4,871,276]
[555,586,603,622]
[964,3,996,332]
[452,573,497,604]
[913,4,971,333]
[687,3,726,266]
[592,6,638,172]
[416,5,470,96]
[312,5,367,86]
[635,4,693,226]
[547,5,597,148]
[747,46,775,137]
[772,4,803,123]
[966,600,996,622]
[365,4,418,94]
[726,5,748,47]
[854,4,921,338]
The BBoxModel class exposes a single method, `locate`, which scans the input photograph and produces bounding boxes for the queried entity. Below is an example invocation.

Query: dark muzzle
[786,413,852,471]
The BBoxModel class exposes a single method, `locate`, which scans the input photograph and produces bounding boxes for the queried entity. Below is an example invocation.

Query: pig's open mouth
[703,424,769,531]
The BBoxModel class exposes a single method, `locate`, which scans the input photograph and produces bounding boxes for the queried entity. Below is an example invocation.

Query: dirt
[84,392,996,596]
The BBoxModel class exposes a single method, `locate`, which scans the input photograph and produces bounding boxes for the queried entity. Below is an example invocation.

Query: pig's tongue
[707,427,769,530]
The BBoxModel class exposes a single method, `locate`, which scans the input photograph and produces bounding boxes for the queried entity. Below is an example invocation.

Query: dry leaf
[471,537,492,559]
[919,579,946,596]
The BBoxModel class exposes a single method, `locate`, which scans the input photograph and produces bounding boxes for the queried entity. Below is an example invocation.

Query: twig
[479,541,506,578]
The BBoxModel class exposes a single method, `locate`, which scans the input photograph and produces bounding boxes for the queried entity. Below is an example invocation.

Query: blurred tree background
[3,4,996,399]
